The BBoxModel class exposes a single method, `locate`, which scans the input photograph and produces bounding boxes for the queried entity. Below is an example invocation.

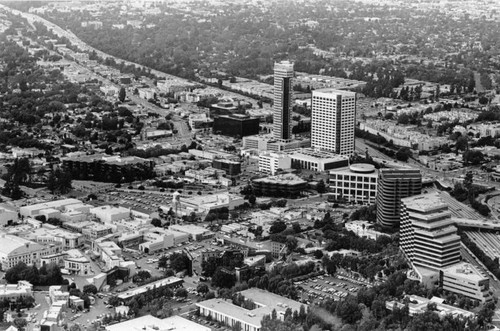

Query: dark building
[213,114,260,137]
[62,154,154,182]
[252,174,307,199]
[212,158,241,176]
[376,168,422,228]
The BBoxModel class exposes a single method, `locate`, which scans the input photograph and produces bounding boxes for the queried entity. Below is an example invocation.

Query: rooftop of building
[401,192,447,213]
[105,315,209,331]
[117,277,183,300]
[0,233,44,255]
[289,148,349,161]
[379,168,422,178]
[252,174,307,186]
[312,88,356,97]
[169,224,210,236]
[20,199,82,212]
[441,261,488,282]
[196,288,305,328]
[329,164,378,176]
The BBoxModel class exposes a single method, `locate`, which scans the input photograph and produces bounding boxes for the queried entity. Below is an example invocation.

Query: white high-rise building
[273,61,294,141]
[311,89,356,156]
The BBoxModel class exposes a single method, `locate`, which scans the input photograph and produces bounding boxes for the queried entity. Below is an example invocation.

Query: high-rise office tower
[273,61,294,141]
[311,89,356,156]
[376,168,422,228]
[399,192,461,271]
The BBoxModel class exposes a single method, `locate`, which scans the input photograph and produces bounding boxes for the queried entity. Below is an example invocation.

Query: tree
[118,87,126,102]
[151,218,162,227]
[197,283,209,294]
[170,253,189,272]
[211,267,236,288]
[83,284,97,295]
[316,179,327,194]
[175,287,188,298]
[108,295,121,307]
[286,236,298,253]
[248,194,256,205]
[70,325,82,331]
[395,147,411,162]
[269,220,287,234]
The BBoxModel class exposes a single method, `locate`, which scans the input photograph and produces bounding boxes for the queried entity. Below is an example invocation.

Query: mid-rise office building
[400,193,461,272]
[311,89,356,156]
[329,163,378,204]
[376,168,422,228]
[273,61,294,141]
[213,114,260,137]
[258,151,291,175]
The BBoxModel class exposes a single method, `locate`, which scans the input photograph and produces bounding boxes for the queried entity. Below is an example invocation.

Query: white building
[64,249,92,276]
[197,288,305,331]
[90,205,130,223]
[105,315,210,331]
[329,163,378,204]
[0,281,33,302]
[311,89,356,156]
[258,151,291,175]
[20,199,82,218]
[0,205,18,227]
[0,233,62,270]
[441,262,493,303]
[288,148,349,172]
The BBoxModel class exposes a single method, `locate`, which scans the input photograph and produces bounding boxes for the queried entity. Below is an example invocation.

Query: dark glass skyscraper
[273,61,294,141]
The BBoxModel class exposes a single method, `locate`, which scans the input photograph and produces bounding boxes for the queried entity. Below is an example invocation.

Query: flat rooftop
[401,192,447,212]
[117,277,183,300]
[196,288,305,329]
[105,315,210,331]
[441,262,487,282]
[253,174,307,186]
[312,88,356,97]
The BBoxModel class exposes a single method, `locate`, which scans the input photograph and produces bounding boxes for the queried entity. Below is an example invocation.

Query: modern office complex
[252,174,307,198]
[212,114,260,137]
[400,193,461,272]
[441,262,493,303]
[273,61,294,141]
[376,168,422,228]
[197,288,305,331]
[329,163,378,204]
[311,89,356,155]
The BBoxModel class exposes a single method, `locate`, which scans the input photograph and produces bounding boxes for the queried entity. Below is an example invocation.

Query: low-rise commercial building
[0,234,62,270]
[90,205,130,223]
[441,262,493,303]
[0,205,18,227]
[252,174,307,198]
[20,199,82,218]
[289,148,349,172]
[386,295,475,319]
[197,288,305,331]
[213,114,260,137]
[0,281,33,302]
[258,151,291,175]
[117,277,183,301]
[105,314,210,331]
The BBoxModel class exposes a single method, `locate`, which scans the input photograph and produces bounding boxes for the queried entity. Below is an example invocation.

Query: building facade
[258,151,291,175]
[441,262,493,303]
[289,148,349,172]
[273,61,294,141]
[329,163,378,204]
[212,114,260,137]
[311,89,356,156]
[400,193,461,271]
[376,168,422,228]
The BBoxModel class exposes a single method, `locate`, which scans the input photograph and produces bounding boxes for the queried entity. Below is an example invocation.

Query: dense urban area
[0,0,500,331]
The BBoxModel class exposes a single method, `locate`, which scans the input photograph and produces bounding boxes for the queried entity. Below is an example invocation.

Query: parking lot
[296,273,367,304]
